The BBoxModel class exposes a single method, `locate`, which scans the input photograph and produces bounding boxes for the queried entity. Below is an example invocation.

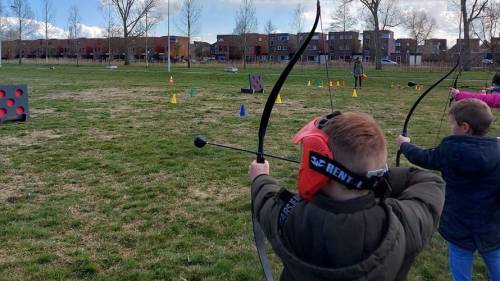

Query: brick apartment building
[390,38,417,64]
[298,32,327,62]
[328,31,361,61]
[448,38,483,65]
[212,33,268,62]
[421,39,447,62]
[362,30,396,62]
[1,36,189,62]
[268,33,297,62]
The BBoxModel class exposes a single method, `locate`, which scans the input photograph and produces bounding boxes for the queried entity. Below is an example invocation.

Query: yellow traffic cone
[352,88,358,98]
[329,81,333,87]
[276,94,283,104]
[307,80,311,87]
[169,76,174,86]
[336,81,341,87]
[170,94,177,104]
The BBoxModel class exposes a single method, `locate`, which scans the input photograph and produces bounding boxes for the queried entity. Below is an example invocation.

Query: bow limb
[396,58,460,167]
[256,0,321,163]
[251,2,320,281]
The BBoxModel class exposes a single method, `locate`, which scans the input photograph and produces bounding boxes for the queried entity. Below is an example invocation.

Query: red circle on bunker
[16,106,25,115]
[15,89,23,97]
[0,108,6,117]
[6,99,15,107]
[0,90,5,99]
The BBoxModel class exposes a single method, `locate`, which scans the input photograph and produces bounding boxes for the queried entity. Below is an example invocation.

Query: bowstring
[433,11,463,146]
[319,9,334,114]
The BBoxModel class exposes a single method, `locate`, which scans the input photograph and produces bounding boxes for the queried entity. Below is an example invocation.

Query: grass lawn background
[0,63,498,281]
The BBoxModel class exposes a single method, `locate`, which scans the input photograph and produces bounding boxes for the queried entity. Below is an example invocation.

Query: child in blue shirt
[397,99,500,281]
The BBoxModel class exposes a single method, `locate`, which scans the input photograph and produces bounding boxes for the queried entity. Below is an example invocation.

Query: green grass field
[0,63,498,281]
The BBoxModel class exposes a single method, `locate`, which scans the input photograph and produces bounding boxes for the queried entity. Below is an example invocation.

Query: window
[312,35,319,40]
[382,33,390,39]
[218,38,224,42]
[340,34,352,40]
[283,46,288,51]
[277,46,282,51]
[331,35,335,40]
[395,42,401,47]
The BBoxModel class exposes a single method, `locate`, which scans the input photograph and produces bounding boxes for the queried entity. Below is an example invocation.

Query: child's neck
[323,183,369,201]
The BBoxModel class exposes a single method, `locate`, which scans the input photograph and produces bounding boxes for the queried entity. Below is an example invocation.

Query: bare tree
[177,0,201,68]
[291,3,305,68]
[41,0,53,63]
[360,0,401,70]
[403,10,436,65]
[264,19,276,62]
[471,0,498,61]
[99,0,120,65]
[111,0,158,65]
[460,0,488,70]
[68,5,81,65]
[234,0,257,69]
[10,0,34,64]
[330,0,355,32]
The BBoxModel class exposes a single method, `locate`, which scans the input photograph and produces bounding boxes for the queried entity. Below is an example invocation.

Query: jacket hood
[269,205,406,280]
[440,135,500,175]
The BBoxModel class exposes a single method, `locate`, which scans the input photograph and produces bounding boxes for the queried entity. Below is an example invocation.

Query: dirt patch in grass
[0,130,62,146]
[0,174,45,202]
[30,108,56,117]
[41,88,163,102]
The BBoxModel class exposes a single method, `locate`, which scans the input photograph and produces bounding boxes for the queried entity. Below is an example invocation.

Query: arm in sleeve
[386,167,445,255]
[251,175,290,240]
[455,92,500,108]
[400,142,443,170]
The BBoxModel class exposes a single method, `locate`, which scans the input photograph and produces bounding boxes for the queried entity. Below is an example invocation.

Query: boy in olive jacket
[250,112,445,281]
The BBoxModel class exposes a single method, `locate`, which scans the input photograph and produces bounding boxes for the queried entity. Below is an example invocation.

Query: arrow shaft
[206,142,299,164]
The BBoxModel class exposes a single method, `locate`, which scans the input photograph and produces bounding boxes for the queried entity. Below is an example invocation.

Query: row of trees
[0,0,202,67]
[234,0,499,70]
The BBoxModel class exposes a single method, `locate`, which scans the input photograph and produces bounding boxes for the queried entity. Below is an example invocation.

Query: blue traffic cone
[239,104,247,118]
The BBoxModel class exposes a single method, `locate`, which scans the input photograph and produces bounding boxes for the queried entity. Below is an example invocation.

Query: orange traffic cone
[169,76,174,86]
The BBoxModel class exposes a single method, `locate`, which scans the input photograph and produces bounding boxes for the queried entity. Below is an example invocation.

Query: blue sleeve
[400,143,442,170]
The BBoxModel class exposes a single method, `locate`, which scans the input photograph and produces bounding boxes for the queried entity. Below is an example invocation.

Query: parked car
[481,58,494,65]
[381,59,398,65]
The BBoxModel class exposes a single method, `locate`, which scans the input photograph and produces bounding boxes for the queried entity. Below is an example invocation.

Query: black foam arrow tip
[408,81,417,87]
[194,136,207,148]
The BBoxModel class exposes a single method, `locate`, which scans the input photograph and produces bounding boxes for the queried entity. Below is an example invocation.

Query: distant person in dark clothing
[353,57,364,89]
[397,99,500,281]
[250,111,445,281]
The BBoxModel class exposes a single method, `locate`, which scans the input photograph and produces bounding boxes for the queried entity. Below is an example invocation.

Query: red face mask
[291,118,333,201]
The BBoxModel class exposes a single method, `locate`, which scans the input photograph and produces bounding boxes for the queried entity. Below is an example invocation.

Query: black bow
[396,57,461,167]
[252,1,321,280]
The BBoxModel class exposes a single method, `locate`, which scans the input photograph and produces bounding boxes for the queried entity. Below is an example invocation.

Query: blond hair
[322,112,387,174]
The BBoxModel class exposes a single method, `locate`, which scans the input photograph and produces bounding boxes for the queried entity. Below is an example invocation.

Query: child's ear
[462,122,473,134]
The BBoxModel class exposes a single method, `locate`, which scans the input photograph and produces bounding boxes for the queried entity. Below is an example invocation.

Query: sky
[0,0,493,46]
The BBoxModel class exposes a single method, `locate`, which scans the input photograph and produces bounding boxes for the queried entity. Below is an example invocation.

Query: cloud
[1,16,105,39]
